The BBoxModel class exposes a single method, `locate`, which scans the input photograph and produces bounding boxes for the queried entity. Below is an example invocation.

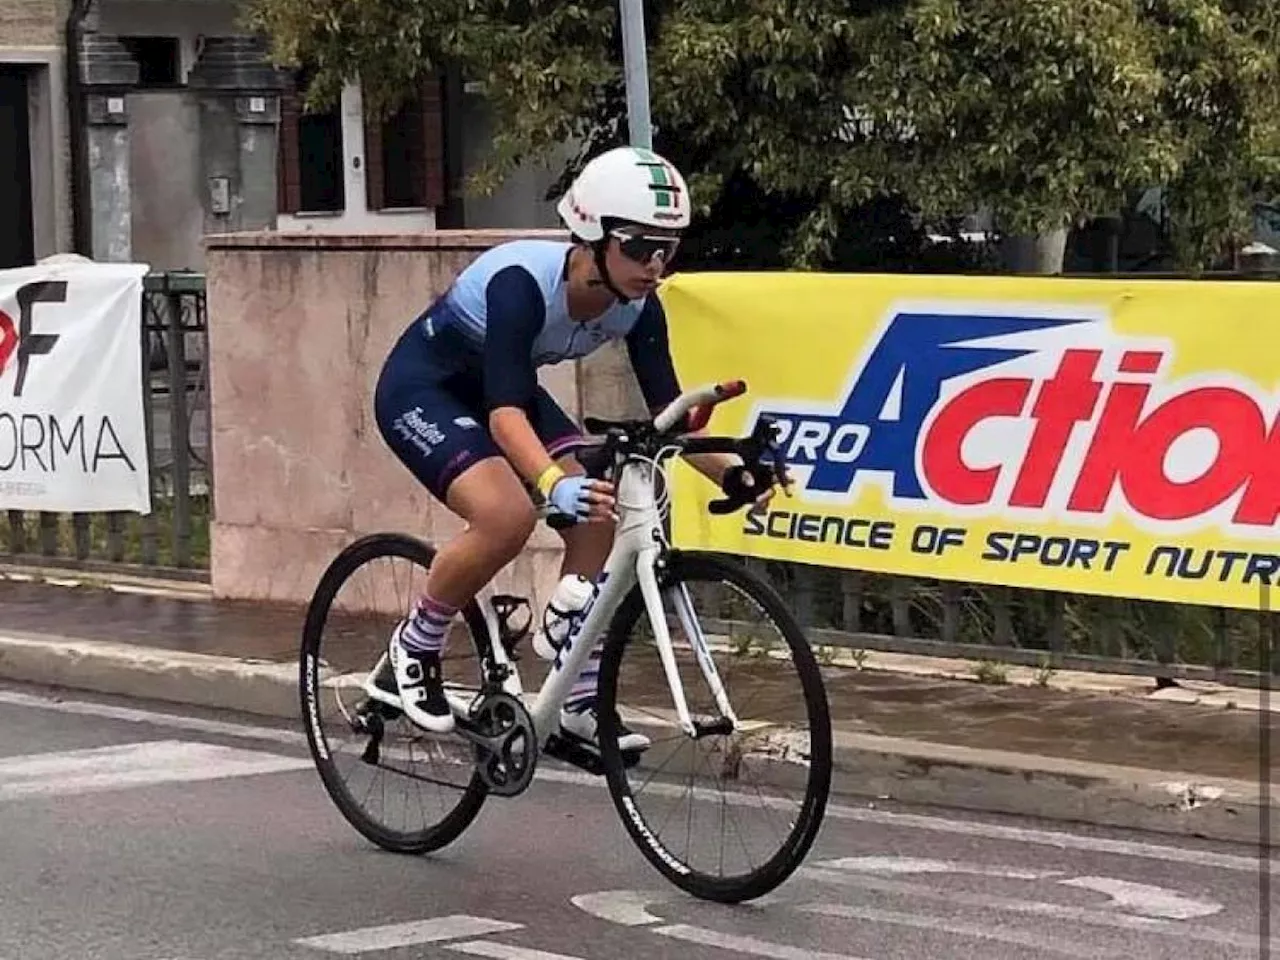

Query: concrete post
[186,37,288,233]
[77,32,138,262]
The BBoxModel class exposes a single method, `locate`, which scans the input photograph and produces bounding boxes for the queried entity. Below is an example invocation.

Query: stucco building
[0,0,567,272]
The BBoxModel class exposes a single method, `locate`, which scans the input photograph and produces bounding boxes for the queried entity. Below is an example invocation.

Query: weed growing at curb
[973,658,1010,685]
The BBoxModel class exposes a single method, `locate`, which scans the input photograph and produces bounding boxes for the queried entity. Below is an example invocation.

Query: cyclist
[372,145,770,755]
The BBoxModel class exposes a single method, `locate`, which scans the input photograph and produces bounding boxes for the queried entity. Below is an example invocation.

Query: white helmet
[556,145,691,242]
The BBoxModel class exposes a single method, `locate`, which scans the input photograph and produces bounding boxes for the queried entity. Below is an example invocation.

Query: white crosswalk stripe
[654,923,872,960]
[448,941,592,960]
[0,739,310,801]
[294,916,523,955]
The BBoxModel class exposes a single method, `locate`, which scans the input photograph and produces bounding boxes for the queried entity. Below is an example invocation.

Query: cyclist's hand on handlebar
[720,463,776,510]
[549,474,617,523]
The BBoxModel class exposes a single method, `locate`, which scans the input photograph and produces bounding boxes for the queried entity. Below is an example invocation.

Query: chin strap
[588,241,630,302]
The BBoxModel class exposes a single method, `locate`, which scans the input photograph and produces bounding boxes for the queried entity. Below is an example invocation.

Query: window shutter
[276,90,302,215]
[363,92,386,211]
[419,73,446,209]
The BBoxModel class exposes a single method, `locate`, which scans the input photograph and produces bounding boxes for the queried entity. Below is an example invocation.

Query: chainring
[469,691,539,797]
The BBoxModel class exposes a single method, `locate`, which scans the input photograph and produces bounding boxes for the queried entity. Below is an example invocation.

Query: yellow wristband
[535,463,566,499]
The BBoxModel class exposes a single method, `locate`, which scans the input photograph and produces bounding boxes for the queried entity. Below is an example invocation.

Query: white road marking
[0,686,305,746]
[0,685,1269,876]
[800,869,1271,953]
[803,903,1119,959]
[819,855,1062,880]
[293,916,522,954]
[1058,876,1223,920]
[568,890,666,926]
[815,856,1222,919]
[655,922,872,959]
[0,740,310,801]
[448,941,589,960]
[816,803,1270,875]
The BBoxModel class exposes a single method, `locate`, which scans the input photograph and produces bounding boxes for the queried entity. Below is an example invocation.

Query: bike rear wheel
[597,550,832,903]
[300,532,491,854]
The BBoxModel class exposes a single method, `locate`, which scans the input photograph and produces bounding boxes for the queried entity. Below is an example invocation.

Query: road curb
[0,633,299,719]
[825,731,1276,849]
[0,632,1273,848]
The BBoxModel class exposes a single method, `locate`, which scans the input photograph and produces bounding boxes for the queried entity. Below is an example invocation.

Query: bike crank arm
[450,715,519,756]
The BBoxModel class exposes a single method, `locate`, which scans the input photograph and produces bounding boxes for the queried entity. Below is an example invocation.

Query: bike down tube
[528,549,638,744]
[667,581,739,729]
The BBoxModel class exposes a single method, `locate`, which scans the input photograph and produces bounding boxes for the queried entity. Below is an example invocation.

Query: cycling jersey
[373,238,684,500]
[420,238,680,413]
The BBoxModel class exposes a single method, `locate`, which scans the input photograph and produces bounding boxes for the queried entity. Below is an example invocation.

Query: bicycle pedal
[542,735,645,774]
[543,733,605,776]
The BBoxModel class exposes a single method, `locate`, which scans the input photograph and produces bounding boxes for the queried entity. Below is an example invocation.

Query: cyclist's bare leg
[385,456,536,732]
[424,456,538,608]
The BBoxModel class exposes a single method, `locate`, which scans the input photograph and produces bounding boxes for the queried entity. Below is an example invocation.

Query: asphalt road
[0,680,1274,960]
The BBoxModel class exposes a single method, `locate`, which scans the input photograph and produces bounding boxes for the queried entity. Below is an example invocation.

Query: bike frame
[444,383,747,748]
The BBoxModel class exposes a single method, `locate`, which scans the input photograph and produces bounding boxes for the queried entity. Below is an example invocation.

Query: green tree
[243,0,1280,272]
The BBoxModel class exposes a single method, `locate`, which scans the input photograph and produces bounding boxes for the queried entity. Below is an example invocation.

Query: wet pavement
[2,687,1273,960]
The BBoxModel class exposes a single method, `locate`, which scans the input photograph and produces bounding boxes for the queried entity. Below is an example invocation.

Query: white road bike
[300,380,833,903]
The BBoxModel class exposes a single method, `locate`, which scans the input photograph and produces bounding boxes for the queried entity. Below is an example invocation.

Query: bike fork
[636,547,740,738]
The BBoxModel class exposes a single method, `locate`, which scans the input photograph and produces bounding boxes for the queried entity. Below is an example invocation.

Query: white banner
[0,258,152,514]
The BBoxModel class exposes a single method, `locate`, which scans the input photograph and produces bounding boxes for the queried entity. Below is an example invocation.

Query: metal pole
[619,0,653,149]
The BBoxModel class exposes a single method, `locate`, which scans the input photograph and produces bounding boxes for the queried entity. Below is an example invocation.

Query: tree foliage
[243,0,1280,270]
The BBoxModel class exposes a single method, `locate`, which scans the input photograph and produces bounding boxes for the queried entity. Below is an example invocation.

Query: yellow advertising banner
[660,271,1280,611]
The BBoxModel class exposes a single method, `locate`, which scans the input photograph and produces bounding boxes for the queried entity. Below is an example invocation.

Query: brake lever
[706,417,792,515]
[746,416,792,491]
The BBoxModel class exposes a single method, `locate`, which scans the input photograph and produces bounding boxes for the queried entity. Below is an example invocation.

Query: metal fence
[717,560,1278,689]
[0,271,211,581]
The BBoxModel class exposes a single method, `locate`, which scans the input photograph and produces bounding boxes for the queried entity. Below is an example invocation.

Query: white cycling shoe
[559,704,650,754]
[386,623,455,734]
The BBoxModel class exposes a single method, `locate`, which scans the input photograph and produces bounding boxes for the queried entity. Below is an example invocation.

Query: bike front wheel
[596,550,832,903]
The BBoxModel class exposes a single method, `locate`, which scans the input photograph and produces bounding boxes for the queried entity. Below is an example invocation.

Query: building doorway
[0,68,34,269]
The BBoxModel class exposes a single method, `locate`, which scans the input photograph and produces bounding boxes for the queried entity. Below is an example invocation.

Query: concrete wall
[97,0,243,269]
[203,230,643,613]
[0,0,67,46]
[129,90,203,270]
[455,85,573,230]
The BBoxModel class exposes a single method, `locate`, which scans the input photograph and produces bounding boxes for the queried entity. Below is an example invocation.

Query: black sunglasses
[610,229,681,265]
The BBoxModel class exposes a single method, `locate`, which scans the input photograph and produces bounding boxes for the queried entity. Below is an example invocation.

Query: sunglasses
[610,229,681,265]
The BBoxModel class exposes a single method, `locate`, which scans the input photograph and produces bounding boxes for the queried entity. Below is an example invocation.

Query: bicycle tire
[300,531,491,854]
[596,550,833,903]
